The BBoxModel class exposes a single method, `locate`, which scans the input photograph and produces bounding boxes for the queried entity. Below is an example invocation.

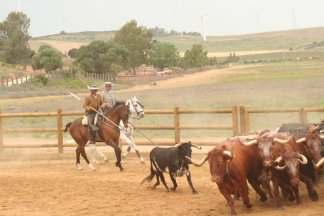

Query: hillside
[30,26,324,55]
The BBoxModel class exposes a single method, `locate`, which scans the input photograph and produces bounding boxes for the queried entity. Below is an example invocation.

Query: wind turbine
[197,0,207,41]
[250,12,260,33]
[200,13,207,41]
[18,0,21,12]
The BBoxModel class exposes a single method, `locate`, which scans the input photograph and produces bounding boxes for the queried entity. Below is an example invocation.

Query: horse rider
[101,81,116,115]
[83,85,103,144]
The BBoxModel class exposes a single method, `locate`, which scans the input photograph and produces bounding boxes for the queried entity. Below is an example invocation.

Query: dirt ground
[1,157,324,216]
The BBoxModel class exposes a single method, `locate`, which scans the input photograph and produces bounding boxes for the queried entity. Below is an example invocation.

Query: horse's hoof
[245,203,252,208]
[93,159,100,164]
[310,192,319,201]
[140,159,145,164]
[260,195,267,202]
[120,167,124,172]
[103,157,109,163]
[76,164,83,171]
[88,164,96,171]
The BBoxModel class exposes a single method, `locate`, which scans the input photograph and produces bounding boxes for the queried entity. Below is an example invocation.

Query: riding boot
[94,130,100,142]
[89,128,96,144]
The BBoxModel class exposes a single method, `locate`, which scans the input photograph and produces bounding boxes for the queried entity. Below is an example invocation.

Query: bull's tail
[140,152,157,185]
[64,122,72,132]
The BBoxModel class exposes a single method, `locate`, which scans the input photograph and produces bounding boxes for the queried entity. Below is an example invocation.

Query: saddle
[81,113,101,126]
[82,115,88,125]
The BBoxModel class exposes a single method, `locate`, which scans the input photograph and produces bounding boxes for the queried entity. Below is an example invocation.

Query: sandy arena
[1,156,324,216]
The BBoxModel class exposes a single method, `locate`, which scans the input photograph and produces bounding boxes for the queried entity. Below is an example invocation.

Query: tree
[75,40,129,77]
[0,12,33,65]
[114,20,153,75]
[67,48,78,58]
[183,44,208,68]
[31,45,63,73]
[149,41,179,70]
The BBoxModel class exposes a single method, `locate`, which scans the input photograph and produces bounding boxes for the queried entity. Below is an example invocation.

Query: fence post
[57,109,63,153]
[174,107,180,144]
[0,112,3,153]
[299,108,307,123]
[245,111,250,134]
[232,106,239,136]
[239,106,246,134]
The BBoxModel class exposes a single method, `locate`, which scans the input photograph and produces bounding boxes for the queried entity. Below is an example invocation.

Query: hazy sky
[1,0,324,37]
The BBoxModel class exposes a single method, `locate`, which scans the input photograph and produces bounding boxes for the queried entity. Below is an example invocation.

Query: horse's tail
[64,122,72,132]
[140,152,156,185]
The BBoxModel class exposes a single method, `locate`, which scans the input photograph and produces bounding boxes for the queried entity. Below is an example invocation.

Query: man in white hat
[83,85,103,144]
[101,81,117,115]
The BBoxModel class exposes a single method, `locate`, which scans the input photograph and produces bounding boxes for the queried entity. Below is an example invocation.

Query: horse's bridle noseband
[129,97,144,119]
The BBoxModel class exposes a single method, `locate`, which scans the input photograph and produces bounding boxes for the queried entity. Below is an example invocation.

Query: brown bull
[239,131,307,208]
[270,139,308,208]
[187,138,267,216]
[290,133,324,201]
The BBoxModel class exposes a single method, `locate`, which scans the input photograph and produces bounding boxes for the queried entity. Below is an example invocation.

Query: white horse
[89,96,145,164]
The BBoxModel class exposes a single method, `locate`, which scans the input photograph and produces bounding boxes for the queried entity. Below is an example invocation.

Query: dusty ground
[0,158,324,216]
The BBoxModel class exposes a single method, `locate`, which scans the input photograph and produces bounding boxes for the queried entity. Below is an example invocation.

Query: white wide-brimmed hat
[105,81,112,86]
[89,85,99,90]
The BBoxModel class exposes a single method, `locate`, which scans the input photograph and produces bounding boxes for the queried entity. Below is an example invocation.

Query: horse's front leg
[120,132,145,164]
[109,140,123,171]
[129,134,145,164]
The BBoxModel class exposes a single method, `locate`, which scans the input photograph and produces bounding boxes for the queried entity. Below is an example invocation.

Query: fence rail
[240,107,324,134]
[0,106,239,153]
[1,106,324,154]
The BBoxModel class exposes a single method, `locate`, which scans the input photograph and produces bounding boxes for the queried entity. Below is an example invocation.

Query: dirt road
[0,159,323,216]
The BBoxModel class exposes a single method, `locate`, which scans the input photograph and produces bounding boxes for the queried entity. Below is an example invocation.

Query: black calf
[141,141,201,194]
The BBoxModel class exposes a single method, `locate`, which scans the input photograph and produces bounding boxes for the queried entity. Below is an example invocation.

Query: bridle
[129,97,144,120]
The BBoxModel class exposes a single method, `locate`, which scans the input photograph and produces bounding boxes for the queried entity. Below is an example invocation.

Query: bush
[34,75,49,85]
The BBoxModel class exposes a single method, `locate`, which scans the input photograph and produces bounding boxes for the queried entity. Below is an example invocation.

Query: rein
[128,122,158,146]
[89,106,123,130]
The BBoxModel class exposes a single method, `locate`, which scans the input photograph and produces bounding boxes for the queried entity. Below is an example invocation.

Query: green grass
[30,27,324,53]
[2,59,324,140]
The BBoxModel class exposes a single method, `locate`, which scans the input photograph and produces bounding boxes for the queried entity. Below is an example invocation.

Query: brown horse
[64,101,131,171]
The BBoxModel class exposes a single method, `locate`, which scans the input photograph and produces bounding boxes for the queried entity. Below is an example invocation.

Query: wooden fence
[240,106,324,134]
[81,71,175,82]
[1,106,324,154]
[0,106,239,153]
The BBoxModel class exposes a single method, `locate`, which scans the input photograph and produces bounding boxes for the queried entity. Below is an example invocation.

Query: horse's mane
[114,101,126,107]
[103,101,126,116]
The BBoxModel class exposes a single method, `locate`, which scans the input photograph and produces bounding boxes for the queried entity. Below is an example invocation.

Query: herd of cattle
[141,121,324,216]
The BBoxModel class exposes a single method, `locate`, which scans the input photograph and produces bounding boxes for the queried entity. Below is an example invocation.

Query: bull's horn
[273,138,289,144]
[296,137,306,143]
[298,154,308,165]
[314,157,324,169]
[240,138,257,146]
[174,143,181,147]
[320,135,324,140]
[223,150,233,159]
[190,143,202,150]
[274,156,287,170]
[185,155,208,167]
